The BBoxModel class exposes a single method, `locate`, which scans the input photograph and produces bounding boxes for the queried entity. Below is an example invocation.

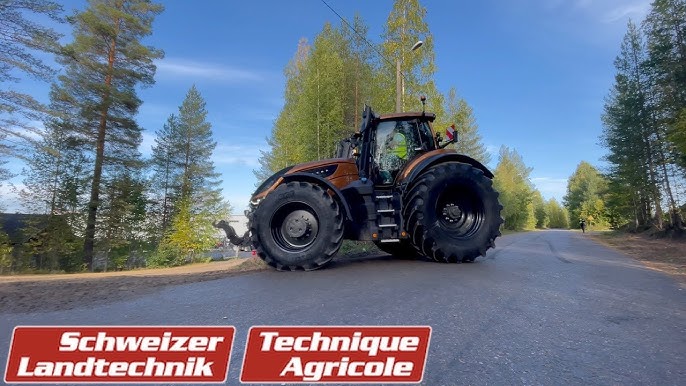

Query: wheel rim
[270,202,319,252]
[435,186,485,238]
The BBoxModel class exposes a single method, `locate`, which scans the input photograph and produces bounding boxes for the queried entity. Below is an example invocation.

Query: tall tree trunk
[83,13,121,269]
[161,150,171,235]
[633,42,663,229]
[183,131,190,200]
[50,151,61,215]
[655,130,680,226]
[354,59,359,125]
[645,192,652,225]
[644,137,664,228]
[631,193,639,232]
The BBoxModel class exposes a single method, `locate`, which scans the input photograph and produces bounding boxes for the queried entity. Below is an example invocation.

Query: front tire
[403,162,503,263]
[249,181,344,271]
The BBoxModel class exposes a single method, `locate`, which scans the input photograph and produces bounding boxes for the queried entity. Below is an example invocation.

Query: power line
[318,0,403,77]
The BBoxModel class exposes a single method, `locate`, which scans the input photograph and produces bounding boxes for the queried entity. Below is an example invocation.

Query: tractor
[215,97,504,271]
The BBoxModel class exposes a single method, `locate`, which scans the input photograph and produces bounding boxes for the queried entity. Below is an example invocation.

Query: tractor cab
[371,112,437,185]
[351,98,447,187]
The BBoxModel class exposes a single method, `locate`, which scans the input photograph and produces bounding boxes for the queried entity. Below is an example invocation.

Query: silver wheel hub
[442,203,462,223]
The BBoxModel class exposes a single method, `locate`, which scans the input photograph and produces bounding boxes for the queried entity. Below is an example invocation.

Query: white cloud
[212,143,269,167]
[2,120,45,145]
[531,176,568,201]
[135,135,267,168]
[602,2,651,23]
[222,192,253,214]
[485,142,500,153]
[139,131,156,156]
[155,59,264,83]
[0,182,26,213]
[542,0,651,24]
[573,0,593,10]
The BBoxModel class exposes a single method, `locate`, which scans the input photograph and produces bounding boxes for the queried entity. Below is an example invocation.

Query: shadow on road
[326,251,468,270]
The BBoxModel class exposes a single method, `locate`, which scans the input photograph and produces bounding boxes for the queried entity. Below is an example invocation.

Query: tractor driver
[377,122,411,184]
[389,131,408,160]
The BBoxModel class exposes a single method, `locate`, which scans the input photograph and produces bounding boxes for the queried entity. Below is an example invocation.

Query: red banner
[240,326,431,383]
[4,326,235,383]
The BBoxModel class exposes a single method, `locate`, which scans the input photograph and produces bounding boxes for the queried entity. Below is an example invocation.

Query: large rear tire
[403,162,503,263]
[249,181,344,271]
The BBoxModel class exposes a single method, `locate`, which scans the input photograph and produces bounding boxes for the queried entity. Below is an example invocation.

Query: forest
[0,0,684,274]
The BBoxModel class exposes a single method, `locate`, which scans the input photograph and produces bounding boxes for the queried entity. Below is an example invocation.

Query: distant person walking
[579,219,587,233]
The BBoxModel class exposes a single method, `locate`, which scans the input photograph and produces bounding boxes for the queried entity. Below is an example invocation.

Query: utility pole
[395,40,424,113]
[396,58,402,113]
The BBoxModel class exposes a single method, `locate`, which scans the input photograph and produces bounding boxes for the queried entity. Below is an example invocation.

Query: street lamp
[396,40,424,113]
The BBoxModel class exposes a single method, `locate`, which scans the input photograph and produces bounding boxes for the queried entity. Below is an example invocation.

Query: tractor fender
[401,153,494,188]
[280,172,353,222]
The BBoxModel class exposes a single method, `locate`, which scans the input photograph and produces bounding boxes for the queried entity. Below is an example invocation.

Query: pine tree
[49,0,164,268]
[0,0,64,176]
[444,87,491,165]
[644,0,686,137]
[98,169,147,269]
[601,21,663,229]
[673,109,686,163]
[20,122,90,220]
[174,85,224,213]
[643,0,686,226]
[18,112,90,272]
[149,113,181,239]
[153,86,229,264]
[19,110,90,273]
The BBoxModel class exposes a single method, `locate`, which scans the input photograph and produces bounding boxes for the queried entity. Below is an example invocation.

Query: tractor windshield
[374,119,434,184]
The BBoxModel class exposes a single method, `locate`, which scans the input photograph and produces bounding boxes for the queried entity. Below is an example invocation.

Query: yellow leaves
[156,198,218,266]
[0,231,12,274]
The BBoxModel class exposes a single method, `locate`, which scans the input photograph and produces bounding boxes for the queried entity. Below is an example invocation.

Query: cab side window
[373,120,422,184]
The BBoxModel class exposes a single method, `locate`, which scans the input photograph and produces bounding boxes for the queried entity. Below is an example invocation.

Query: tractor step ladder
[374,189,401,241]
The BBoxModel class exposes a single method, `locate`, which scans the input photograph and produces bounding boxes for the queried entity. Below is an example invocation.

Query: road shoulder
[0,257,268,314]
[588,230,686,283]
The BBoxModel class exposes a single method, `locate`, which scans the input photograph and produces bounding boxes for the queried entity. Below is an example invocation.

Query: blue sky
[1,0,653,213]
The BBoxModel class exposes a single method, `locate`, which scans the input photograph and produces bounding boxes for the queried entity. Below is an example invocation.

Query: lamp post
[396,40,423,113]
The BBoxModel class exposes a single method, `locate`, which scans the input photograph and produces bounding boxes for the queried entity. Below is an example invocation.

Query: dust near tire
[403,162,503,263]
[248,181,344,271]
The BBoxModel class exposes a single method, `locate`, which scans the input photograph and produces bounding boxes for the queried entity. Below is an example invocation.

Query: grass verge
[589,230,686,282]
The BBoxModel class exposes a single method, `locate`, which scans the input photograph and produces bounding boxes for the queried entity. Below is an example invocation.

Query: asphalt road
[1,230,685,386]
